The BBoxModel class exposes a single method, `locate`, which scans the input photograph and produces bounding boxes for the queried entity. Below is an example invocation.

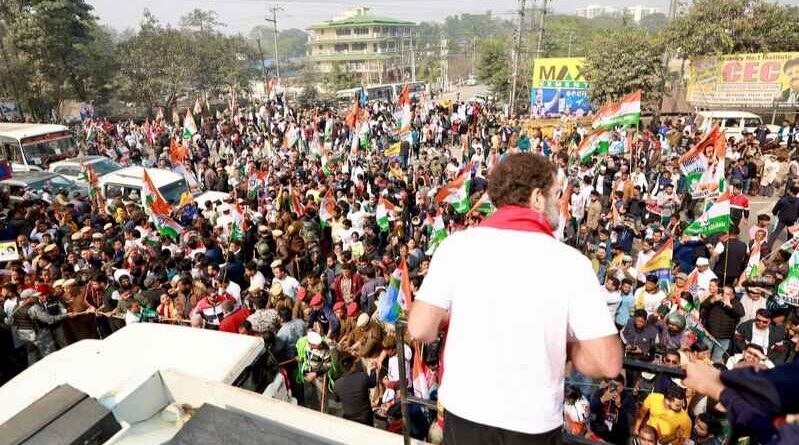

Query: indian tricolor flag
[319,189,336,228]
[141,168,173,216]
[435,162,473,214]
[592,90,641,130]
[377,258,412,324]
[183,108,198,139]
[578,129,611,162]
[322,154,340,177]
[684,190,731,237]
[376,197,396,232]
[153,213,184,240]
[288,184,305,216]
[426,214,448,255]
[412,343,430,399]
[230,203,247,242]
[468,192,496,216]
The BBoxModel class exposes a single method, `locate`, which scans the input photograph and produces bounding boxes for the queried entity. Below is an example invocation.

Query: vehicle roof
[0,123,69,140]
[0,170,60,184]
[696,111,761,118]
[100,166,182,188]
[48,155,110,167]
[0,323,264,425]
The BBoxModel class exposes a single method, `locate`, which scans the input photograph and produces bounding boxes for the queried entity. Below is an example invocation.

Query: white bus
[0,123,77,172]
[335,81,427,104]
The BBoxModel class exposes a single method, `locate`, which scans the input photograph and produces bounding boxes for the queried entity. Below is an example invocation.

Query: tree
[1,0,103,117]
[666,0,799,59]
[114,9,257,116]
[249,26,308,61]
[639,13,667,34]
[476,38,511,99]
[114,10,194,115]
[179,8,224,33]
[321,62,357,92]
[585,26,666,111]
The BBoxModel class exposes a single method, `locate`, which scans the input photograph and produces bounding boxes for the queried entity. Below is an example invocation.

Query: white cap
[356,313,370,328]
[696,257,709,266]
[307,331,322,346]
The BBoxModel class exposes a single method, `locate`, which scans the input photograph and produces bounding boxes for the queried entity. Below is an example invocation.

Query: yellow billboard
[687,52,799,108]
[532,57,589,89]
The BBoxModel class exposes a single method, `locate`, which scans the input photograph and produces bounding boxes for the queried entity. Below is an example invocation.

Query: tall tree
[476,38,511,99]
[666,0,799,59]
[1,0,103,116]
[584,26,666,110]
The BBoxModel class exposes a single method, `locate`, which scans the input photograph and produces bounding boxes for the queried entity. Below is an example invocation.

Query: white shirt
[697,268,717,291]
[751,325,770,351]
[417,227,616,434]
[275,275,300,300]
[634,287,666,314]
[248,271,266,291]
[740,294,767,323]
[604,289,621,319]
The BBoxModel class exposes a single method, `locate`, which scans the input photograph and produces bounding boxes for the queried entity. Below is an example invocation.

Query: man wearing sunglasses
[733,309,787,365]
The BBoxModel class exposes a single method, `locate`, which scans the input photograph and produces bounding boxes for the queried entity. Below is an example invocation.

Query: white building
[575,5,620,19]
[575,4,659,23]
[624,5,660,23]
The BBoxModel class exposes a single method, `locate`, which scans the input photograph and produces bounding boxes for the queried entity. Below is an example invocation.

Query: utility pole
[567,32,574,58]
[256,38,268,82]
[509,0,526,118]
[536,0,548,58]
[410,30,416,83]
[265,5,284,80]
[440,36,449,92]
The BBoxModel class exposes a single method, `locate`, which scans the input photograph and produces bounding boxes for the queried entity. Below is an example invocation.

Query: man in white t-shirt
[409,152,621,445]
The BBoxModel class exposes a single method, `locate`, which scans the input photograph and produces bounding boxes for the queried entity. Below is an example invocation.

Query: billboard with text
[531,57,592,117]
[687,52,799,108]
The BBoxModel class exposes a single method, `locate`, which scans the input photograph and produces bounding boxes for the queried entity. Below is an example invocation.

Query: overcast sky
[85,0,668,34]
[87,0,799,34]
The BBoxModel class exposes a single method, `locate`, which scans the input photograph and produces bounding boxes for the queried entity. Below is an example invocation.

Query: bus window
[1,142,23,164]
[21,136,74,166]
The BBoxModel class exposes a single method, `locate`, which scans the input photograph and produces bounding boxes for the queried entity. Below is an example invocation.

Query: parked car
[48,155,122,184]
[0,171,86,203]
[695,111,779,142]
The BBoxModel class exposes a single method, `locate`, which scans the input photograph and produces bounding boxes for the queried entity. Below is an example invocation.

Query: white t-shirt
[417,227,617,434]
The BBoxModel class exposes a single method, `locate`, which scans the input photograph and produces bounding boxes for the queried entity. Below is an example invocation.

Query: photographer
[588,375,636,444]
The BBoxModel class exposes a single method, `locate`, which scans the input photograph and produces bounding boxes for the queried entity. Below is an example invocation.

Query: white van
[99,166,229,210]
[0,323,265,425]
[695,111,779,142]
[0,123,77,172]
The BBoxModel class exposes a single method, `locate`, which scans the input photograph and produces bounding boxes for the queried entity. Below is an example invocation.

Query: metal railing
[393,321,687,445]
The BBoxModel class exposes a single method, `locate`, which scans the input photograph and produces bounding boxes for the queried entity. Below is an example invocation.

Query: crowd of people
[1,89,799,444]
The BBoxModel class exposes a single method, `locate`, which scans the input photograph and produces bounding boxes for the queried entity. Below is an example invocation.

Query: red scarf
[479,205,554,238]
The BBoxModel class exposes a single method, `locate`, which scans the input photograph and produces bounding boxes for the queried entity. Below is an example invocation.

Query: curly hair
[487,152,555,208]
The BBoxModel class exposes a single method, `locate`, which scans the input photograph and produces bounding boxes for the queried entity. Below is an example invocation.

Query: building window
[353,26,368,35]
[335,28,350,36]
[351,42,366,51]
[334,43,348,53]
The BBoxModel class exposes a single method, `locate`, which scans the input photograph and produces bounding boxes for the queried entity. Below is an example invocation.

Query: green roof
[308,14,415,30]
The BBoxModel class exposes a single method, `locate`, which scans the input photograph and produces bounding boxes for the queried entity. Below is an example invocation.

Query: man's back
[417,225,616,434]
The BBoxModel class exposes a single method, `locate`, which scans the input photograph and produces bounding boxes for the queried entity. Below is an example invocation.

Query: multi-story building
[624,5,660,23]
[307,7,417,86]
[575,4,659,22]
[575,5,620,20]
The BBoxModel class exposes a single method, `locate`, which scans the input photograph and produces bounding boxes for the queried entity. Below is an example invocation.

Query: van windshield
[159,179,189,204]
